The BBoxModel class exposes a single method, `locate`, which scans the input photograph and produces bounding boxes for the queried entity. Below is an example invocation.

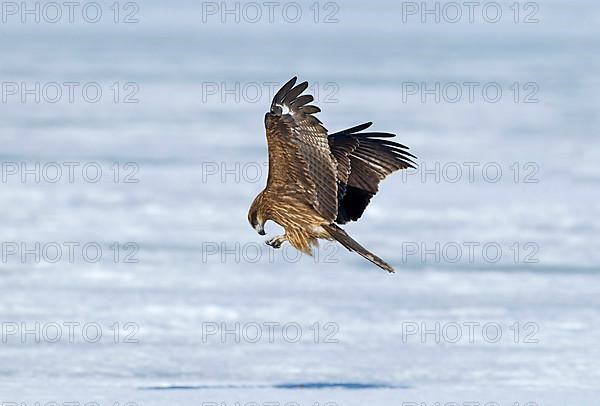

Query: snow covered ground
[1,0,599,404]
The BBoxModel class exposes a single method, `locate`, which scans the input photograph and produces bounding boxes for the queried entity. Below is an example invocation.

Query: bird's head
[248,195,266,235]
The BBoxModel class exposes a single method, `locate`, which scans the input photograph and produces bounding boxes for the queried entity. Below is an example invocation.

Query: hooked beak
[255,223,265,235]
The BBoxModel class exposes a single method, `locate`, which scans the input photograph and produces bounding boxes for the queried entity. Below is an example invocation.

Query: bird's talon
[266,237,284,249]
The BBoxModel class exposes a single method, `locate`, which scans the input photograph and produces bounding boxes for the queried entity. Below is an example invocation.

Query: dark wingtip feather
[269,77,322,120]
[331,122,373,137]
[270,77,297,112]
[353,122,373,132]
[355,132,396,138]
[379,141,418,159]
[303,105,321,114]
[283,81,309,104]
[290,94,314,109]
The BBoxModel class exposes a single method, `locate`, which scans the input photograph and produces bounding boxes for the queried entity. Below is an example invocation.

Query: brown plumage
[248,77,416,272]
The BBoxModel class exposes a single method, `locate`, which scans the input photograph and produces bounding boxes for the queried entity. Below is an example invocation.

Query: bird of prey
[248,77,416,272]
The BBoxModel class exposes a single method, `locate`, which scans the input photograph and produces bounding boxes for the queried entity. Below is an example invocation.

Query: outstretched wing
[264,77,338,222]
[329,122,417,224]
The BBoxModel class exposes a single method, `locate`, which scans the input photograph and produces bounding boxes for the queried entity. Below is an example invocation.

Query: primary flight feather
[248,77,416,272]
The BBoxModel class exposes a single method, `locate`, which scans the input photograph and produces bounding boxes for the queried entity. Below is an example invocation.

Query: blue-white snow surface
[1,0,599,404]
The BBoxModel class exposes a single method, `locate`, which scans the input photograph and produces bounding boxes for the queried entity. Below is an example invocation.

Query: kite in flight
[248,77,416,272]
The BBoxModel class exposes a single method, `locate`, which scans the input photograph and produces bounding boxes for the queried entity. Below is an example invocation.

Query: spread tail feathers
[323,224,394,273]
